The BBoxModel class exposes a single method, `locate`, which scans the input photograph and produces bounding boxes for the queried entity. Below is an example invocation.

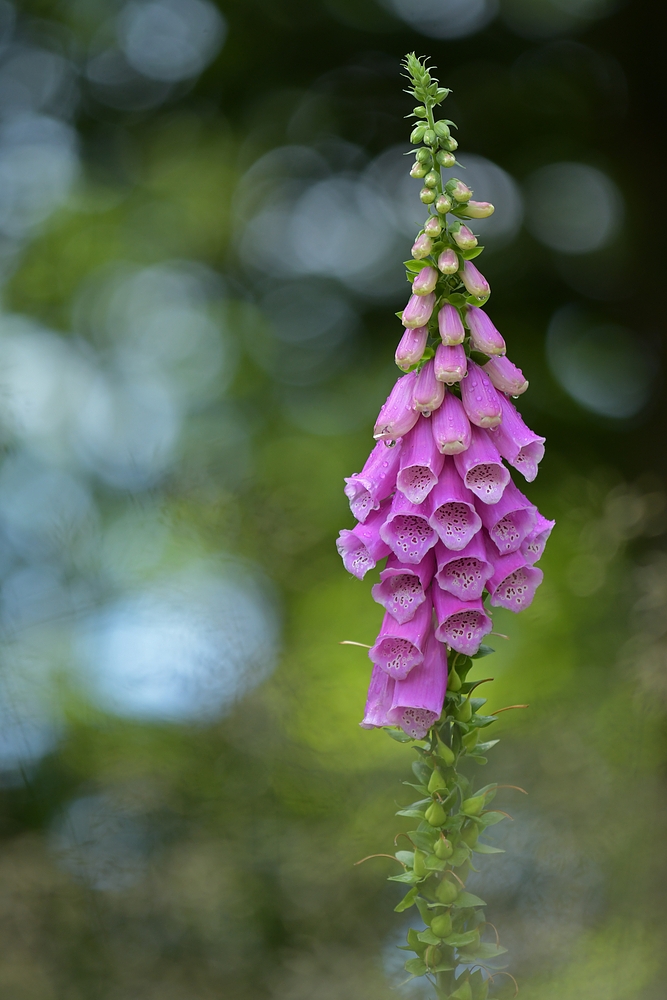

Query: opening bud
[442,136,458,152]
[437,248,459,274]
[451,224,478,251]
[395,325,428,371]
[438,304,465,345]
[459,260,490,299]
[413,266,438,296]
[436,194,453,215]
[424,216,442,238]
[424,171,439,189]
[402,292,436,329]
[436,150,456,168]
[411,234,433,260]
[410,162,428,179]
[420,187,436,204]
[461,200,495,219]
[445,178,472,203]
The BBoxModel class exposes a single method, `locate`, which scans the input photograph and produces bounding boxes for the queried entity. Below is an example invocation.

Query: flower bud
[447,667,461,691]
[434,121,450,139]
[438,741,455,765]
[428,768,447,793]
[410,162,427,179]
[462,794,485,816]
[436,879,459,904]
[410,124,427,144]
[431,912,453,937]
[462,728,479,749]
[413,266,438,296]
[414,359,445,414]
[434,343,467,385]
[437,248,459,274]
[424,170,439,189]
[395,326,428,371]
[432,386,471,453]
[413,106,427,118]
[436,150,456,168]
[457,698,472,722]
[423,129,436,145]
[402,292,436,329]
[435,194,453,215]
[463,200,495,219]
[420,187,436,204]
[433,838,453,862]
[459,260,490,299]
[374,372,420,441]
[413,849,427,877]
[451,224,478,251]
[466,306,505,356]
[424,215,442,238]
[443,136,458,152]
[461,823,479,847]
[445,178,472,203]
[483,355,528,395]
[416,148,432,164]
[460,361,502,429]
[411,234,433,260]
[438,304,465,345]
[425,801,448,827]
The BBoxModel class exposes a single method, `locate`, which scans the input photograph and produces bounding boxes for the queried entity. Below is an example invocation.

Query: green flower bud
[461,823,479,848]
[425,944,443,967]
[434,837,453,860]
[436,150,456,168]
[416,148,432,164]
[434,121,450,139]
[443,136,459,152]
[438,741,455,766]
[423,129,436,145]
[420,187,436,205]
[436,879,459,904]
[410,162,428,179]
[456,698,472,722]
[425,801,448,827]
[413,849,427,877]
[445,178,472,203]
[447,668,462,691]
[431,913,453,938]
[435,194,453,215]
[462,728,479,750]
[424,215,442,238]
[428,768,447,793]
[462,794,485,816]
[410,124,427,144]
[424,171,439,189]
[413,106,428,118]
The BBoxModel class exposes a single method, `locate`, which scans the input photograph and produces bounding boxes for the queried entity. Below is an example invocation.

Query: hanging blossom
[336,55,554,1000]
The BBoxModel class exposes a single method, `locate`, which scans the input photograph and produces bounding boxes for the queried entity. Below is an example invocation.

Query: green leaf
[405,957,427,976]
[386,727,414,743]
[404,259,431,272]
[473,842,504,855]
[388,871,421,884]
[449,845,471,867]
[478,811,507,827]
[403,781,429,794]
[395,851,415,866]
[424,854,447,871]
[433,961,456,972]
[418,929,442,946]
[395,887,419,912]
[465,294,490,307]
[412,760,432,784]
[396,808,427,819]
[453,891,486,908]
[469,755,488,765]
[469,350,490,366]
[462,246,484,260]
[474,783,498,797]
[476,739,499,752]
[475,942,508,959]
[443,293,467,308]
[407,830,436,853]
[444,930,479,948]
[415,897,432,924]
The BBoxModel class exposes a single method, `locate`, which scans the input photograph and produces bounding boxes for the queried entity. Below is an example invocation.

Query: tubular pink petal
[434,343,467,385]
[380,490,438,564]
[438,304,465,346]
[372,551,436,625]
[396,416,445,504]
[459,260,490,299]
[374,372,420,442]
[487,550,544,613]
[460,361,502,429]
[437,249,459,274]
[452,224,477,250]
[461,200,495,219]
[487,393,545,483]
[428,457,482,550]
[344,439,403,523]
[413,359,445,414]
[432,588,492,656]
[432,389,471,454]
[521,513,556,565]
[360,664,396,729]
[395,326,428,371]
[402,292,436,329]
[466,307,506,356]
[411,234,433,260]
[413,266,439,296]
[336,502,392,579]
[434,534,493,602]
[454,426,510,505]
[368,598,433,680]
[483,355,528,396]
[477,480,537,555]
[387,631,447,738]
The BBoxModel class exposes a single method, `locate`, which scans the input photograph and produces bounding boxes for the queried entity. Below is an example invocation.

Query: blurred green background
[0,0,664,997]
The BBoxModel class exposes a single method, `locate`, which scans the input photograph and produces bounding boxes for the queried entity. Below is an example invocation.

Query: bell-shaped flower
[402,292,436,329]
[454,426,510,505]
[413,266,439,296]
[413,359,445,415]
[521,513,555,565]
[360,664,395,729]
[428,457,482,550]
[380,489,438,564]
[433,588,492,656]
[487,550,544,613]
[466,307,506,356]
[438,304,465,345]
[336,502,392,579]
[396,415,445,504]
[344,438,403,523]
[477,480,536,555]
[434,343,467,385]
[372,551,436,625]
[395,326,428,372]
[434,533,493,602]
[459,260,490,299]
[483,355,528,396]
[487,393,545,483]
[368,597,432,679]
[432,389,471,454]
[460,361,502,429]
[437,248,459,274]
[374,372,420,442]
[451,224,477,250]
[386,631,447,739]
[459,200,495,219]
[411,234,433,259]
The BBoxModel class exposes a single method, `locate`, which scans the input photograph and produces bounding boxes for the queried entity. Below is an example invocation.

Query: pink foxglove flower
[386,632,447,738]
[372,551,436,624]
[437,249,459,274]
[368,598,432,679]
[459,260,490,299]
[360,664,395,729]
[487,549,544,612]
[344,439,403,523]
[413,266,438,296]
[488,392,545,483]
[433,588,492,656]
[454,426,510,505]
[395,326,428,371]
[432,390,471,454]
[413,359,445,415]
[411,234,432,259]
[402,292,436,328]
[452,225,477,250]
[336,502,392,579]
[460,200,495,218]
[374,372,419,441]
[483,355,528,396]
[522,513,556,564]
[460,361,502,429]
[428,458,482,550]
[477,480,536,555]
[434,343,467,384]
[438,304,465,345]
[466,307,506,356]
[434,533,493,602]
[380,489,438,564]
[396,415,444,504]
